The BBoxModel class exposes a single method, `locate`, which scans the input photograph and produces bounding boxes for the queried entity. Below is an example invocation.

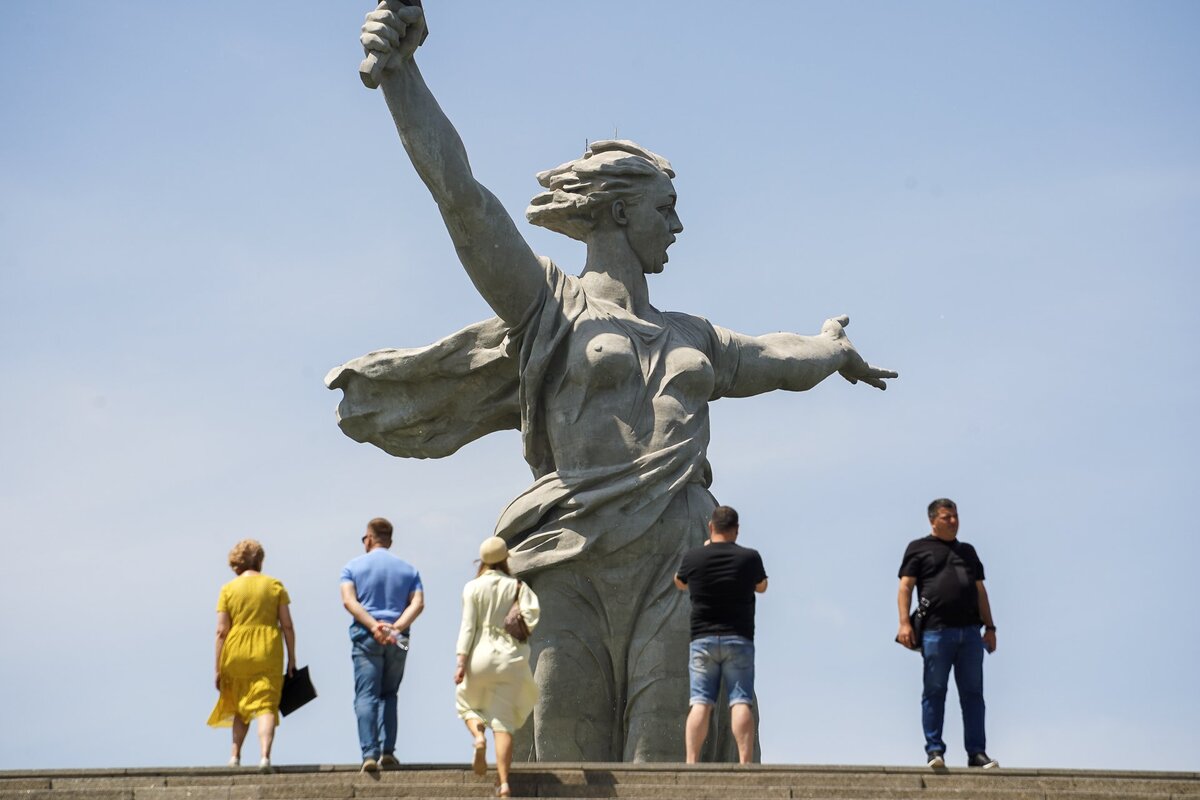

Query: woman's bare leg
[464,718,487,775]
[256,712,277,761]
[231,716,249,763]
[494,731,513,794]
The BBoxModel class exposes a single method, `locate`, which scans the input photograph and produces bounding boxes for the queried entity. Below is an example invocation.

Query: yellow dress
[207,573,290,726]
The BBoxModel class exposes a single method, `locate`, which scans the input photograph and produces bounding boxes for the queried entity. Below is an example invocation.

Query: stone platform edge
[2,764,1197,780]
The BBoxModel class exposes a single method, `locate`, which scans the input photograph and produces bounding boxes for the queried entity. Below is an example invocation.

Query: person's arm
[897,576,917,648]
[214,611,231,690]
[755,578,769,594]
[518,582,541,631]
[454,585,478,685]
[673,575,688,591]
[340,581,391,642]
[277,603,296,677]
[977,581,997,653]
[719,316,896,398]
[392,589,425,634]
[360,5,545,325]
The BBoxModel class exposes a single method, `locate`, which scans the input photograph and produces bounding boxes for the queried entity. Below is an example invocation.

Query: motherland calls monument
[326,3,897,763]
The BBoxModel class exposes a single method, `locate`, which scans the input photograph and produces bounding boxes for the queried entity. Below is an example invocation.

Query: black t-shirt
[898,535,986,629]
[677,542,768,641]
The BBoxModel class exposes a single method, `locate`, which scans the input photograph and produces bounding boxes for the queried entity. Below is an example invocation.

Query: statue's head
[526,140,675,243]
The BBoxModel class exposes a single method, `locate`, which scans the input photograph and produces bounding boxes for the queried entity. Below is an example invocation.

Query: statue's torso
[541,297,717,474]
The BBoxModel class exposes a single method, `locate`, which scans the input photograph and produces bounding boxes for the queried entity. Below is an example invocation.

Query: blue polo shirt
[340,548,423,633]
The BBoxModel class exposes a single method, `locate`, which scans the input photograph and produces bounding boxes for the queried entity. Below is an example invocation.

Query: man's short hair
[711,505,739,533]
[927,498,957,520]
[368,517,394,543]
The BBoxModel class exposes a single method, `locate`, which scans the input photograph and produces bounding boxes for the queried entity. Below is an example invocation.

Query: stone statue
[326,3,898,763]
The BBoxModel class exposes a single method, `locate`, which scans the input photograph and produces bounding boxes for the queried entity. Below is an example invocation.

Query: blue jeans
[921,626,986,755]
[688,635,755,706]
[350,623,408,760]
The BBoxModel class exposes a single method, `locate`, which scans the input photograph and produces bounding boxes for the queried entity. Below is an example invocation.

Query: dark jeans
[921,626,986,755]
[350,623,408,760]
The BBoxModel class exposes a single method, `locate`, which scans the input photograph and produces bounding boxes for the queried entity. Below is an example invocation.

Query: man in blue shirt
[340,517,425,771]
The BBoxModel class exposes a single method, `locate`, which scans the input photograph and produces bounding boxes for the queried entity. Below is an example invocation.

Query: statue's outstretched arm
[722,315,898,398]
[361,4,545,326]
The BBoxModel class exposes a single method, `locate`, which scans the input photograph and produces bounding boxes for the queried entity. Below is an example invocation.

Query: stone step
[1,766,1197,800]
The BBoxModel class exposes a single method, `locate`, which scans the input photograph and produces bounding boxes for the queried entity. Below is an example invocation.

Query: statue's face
[622,173,683,275]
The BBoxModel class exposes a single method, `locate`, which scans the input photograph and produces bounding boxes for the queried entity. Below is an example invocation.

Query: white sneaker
[227,756,240,767]
[258,757,273,774]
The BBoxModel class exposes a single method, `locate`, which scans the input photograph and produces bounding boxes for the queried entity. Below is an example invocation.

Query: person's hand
[361,2,427,71]
[896,621,917,650]
[372,621,393,644]
[287,660,296,678]
[982,629,997,654]
[819,315,898,390]
[454,665,465,685]
[214,672,221,691]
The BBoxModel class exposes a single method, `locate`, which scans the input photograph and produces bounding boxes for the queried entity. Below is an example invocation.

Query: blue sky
[1,1,1197,772]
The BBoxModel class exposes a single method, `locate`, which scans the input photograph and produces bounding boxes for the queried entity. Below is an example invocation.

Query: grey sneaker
[926,751,945,768]
[968,752,999,769]
[379,754,400,769]
[360,757,379,773]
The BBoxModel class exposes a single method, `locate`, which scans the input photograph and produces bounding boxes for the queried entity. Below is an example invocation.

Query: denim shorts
[688,635,755,706]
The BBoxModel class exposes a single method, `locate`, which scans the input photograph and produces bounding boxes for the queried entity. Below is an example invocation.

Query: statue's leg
[519,566,621,761]
[623,486,718,762]
[622,528,689,762]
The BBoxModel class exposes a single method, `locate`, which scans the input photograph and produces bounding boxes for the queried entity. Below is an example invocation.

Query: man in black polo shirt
[897,498,998,770]
[674,505,768,764]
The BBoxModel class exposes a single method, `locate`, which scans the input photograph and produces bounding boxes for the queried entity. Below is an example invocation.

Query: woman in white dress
[455,537,540,796]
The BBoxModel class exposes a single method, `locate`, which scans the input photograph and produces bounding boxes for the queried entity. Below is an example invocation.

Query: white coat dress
[455,570,540,733]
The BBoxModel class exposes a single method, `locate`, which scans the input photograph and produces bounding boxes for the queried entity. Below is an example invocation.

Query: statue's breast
[581,331,639,388]
[661,344,716,407]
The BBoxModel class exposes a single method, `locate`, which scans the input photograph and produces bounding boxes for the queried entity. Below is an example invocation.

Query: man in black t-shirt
[674,505,768,764]
[897,498,998,770]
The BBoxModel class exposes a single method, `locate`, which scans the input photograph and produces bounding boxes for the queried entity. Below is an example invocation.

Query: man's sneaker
[926,751,946,768]
[379,754,400,769]
[968,752,999,769]
[360,757,379,773]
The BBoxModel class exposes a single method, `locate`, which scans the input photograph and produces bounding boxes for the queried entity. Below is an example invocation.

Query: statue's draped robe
[326,257,747,571]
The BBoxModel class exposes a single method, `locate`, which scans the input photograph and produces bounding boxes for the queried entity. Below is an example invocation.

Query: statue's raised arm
[360,3,543,325]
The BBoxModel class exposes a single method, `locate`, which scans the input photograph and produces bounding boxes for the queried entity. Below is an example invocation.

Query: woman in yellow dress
[454,537,539,797]
[207,539,296,771]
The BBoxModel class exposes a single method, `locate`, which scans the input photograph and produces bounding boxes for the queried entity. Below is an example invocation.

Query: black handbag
[279,666,317,716]
[503,579,531,642]
[898,597,931,652]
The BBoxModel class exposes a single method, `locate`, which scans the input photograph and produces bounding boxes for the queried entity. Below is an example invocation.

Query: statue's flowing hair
[525,140,674,242]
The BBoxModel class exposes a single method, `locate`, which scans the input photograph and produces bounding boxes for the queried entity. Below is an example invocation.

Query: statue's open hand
[821,315,898,390]
[361,2,426,69]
